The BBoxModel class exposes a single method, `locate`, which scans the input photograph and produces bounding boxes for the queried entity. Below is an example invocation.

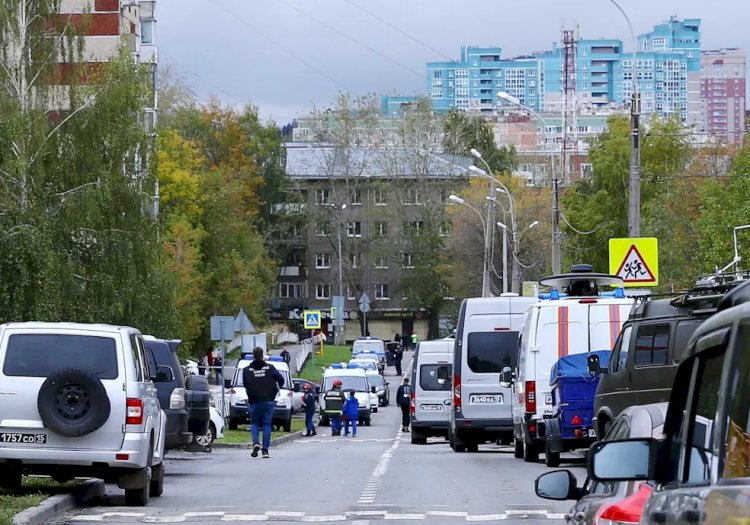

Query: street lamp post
[448,194,490,297]
[496,222,509,294]
[497,220,539,294]
[330,203,347,345]
[496,91,561,275]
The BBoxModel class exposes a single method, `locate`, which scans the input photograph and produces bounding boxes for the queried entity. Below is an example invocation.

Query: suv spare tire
[37,368,111,438]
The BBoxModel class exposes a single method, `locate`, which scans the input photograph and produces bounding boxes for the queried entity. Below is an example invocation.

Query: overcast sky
[157,0,748,125]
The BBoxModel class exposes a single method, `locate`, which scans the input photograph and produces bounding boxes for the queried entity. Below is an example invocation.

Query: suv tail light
[453,373,461,411]
[126,398,144,425]
[595,483,653,525]
[525,381,536,413]
[169,388,186,409]
[410,389,415,415]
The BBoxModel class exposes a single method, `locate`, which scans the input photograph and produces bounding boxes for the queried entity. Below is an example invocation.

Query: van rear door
[589,302,632,352]
[414,346,452,423]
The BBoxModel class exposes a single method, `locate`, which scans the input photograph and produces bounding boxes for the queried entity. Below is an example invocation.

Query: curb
[213,432,300,449]
[12,479,104,525]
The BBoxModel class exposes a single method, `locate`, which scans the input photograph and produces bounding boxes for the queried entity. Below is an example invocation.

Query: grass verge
[297,345,351,382]
[216,418,306,444]
[0,478,79,525]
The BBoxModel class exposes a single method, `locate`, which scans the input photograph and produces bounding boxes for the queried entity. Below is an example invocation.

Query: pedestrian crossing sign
[609,237,659,288]
[303,310,322,329]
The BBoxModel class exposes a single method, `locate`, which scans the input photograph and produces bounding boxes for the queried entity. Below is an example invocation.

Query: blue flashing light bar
[268,356,284,362]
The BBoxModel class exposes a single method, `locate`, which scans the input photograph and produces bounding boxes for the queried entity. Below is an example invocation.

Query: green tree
[442,109,515,173]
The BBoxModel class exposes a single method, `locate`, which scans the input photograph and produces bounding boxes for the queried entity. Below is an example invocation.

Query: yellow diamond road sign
[303,310,321,329]
[609,238,659,288]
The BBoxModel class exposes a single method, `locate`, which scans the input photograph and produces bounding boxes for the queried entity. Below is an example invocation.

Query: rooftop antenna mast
[561,28,579,184]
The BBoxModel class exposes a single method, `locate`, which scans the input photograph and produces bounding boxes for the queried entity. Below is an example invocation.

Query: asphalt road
[46,354,583,525]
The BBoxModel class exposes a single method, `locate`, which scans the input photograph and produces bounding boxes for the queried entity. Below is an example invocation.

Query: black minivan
[143,336,210,451]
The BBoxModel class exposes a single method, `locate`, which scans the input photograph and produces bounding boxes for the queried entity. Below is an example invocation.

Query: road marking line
[221,515,269,521]
[466,515,508,522]
[302,516,347,522]
[505,509,548,515]
[142,517,186,523]
[427,511,469,517]
[184,512,226,517]
[69,518,103,522]
[266,511,306,518]
[383,513,425,520]
[103,513,147,518]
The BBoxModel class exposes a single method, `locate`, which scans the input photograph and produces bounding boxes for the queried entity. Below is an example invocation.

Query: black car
[143,336,210,451]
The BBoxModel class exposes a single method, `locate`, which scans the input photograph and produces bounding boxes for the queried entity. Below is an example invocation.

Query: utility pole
[628,92,641,237]
[551,177,561,274]
[482,186,495,297]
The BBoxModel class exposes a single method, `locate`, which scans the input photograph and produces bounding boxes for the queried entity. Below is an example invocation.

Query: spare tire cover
[37,368,111,438]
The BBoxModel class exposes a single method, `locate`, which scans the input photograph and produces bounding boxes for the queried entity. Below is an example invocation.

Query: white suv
[0,322,166,506]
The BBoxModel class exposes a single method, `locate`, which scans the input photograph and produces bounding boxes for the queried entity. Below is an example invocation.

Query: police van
[450,293,537,453]
[227,354,294,432]
[352,337,386,371]
[318,364,375,426]
[507,265,633,463]
[410,338,454,444]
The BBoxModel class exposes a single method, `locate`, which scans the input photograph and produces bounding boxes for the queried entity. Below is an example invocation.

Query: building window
[373,188,386,206]
[433,70,442,79]
[375,256,388,269]
[403,253,414,268]
[277,283,302,299]
[349,189,362,205]
[405,189,420,205]
[316,189,330,205]
[347,222,362,237]
[315,253,331,269]
[375,221,388,237]
[439,223,452,237]
[316,222,332,236]
[316,284,330,299]
[403,221,424,235]
[347,285,356,300]
[141,19,155,44]
[349,252,359,269]
[375,284,389,300]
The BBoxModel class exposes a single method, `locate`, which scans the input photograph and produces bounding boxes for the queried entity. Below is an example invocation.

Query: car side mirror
[224,379,232,389]
[588,438,656,482]
[588,354,604,376]
[535,470,579,500]
[499,366,513,386]
[293,384,301,393]
[155,365,174,383]
[371,386,377,394]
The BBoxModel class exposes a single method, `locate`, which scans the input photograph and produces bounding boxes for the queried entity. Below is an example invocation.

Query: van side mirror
[155,365,174,383]
[587,354,604,376]
[500,366,513,386]
[224,379,232,389]
[371,386,377,394]
[293,384,301,392]
[535,470,580,500]
[588,438,656,482]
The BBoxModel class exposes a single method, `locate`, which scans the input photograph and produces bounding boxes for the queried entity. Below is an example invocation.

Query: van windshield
[467,332,518,373]
[323,376,367,392]
[234,365,291,389]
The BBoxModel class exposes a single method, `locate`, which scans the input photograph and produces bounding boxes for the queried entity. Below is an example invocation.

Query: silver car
[0,322,167,506]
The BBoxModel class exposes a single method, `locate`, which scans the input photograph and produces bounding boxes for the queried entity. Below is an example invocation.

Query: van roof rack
[539,271,624,298]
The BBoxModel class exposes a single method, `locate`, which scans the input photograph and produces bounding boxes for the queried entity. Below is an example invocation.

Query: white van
[508,267,633,463]
[318,364,375,426]
[227,355,294,432]
[410,339,454,444]
[450,294,537,452]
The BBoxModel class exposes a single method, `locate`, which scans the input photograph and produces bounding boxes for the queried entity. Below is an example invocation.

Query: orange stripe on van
[558,307,569,358]
[608,305,621,350]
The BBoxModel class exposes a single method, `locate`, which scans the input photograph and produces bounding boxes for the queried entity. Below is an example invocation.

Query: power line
[207,0,350,92]
[276,0,426,80]
[341,0,452,61]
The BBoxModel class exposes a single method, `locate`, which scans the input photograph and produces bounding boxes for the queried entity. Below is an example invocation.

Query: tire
[228,418,238,431]
[451,428,466,453]
[0,465,22,491]
[411,430,427,445]
[283,418,292,433]
[150,463,164,497]
[194,423,216,449]
[124,469,151,506]
[373,407,378,413]
[364,418,371,427]
[320,415,330,427]
[600,418,612,438]
[514,438,524,459]
[523,441,539,463]
[37,368,111,438]
[544,440,560,468]
[467,443,479,453]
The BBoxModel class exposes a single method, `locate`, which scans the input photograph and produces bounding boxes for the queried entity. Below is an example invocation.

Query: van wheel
[451,429,466,453]
[467,443,479,453]
[523,442,539,463]
[0,465,22,491]
[283,418,292,433]
[149,463,164,497]
[411,430,427,445]
[124,469,151,507]
[364,418,371,427]
[320,415,329,426]
[228,418,238,431]
[514,439,524,459]
[544,440,560,468]
[600,418,612,438]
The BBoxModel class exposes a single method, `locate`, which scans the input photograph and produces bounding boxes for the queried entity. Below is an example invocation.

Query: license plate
[469,394,503,404]
[0,432,47,444]
[420,404,443,411]
[588,429,596,438]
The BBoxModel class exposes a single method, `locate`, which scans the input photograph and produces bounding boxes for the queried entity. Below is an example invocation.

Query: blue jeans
[305,410,315,431]
[250,401,275,451]
[344,417,357,436]
[330,414,342,433]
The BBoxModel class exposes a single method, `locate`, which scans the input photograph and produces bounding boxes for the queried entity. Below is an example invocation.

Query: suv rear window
[467,332,518,373]
[420,364,452,391]
[3,334,118,379]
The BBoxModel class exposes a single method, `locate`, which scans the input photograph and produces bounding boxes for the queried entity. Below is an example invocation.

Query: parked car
[352,351,384,374]
[535,402,667,525]
[292,378,319,413]
[142,336,210,451]
[509,266,632,463]
[349,358,379,373]
[365,370,390,406]
[411,339,454,444]
[591,278,735,438]
[0,322,166,506]
[193,407,225,451]
[586,277,750,525]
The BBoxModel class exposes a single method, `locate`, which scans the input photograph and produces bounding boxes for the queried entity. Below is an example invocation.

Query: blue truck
[542,350,610,467]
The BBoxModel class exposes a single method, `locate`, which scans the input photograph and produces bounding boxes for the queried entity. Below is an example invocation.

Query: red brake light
[126,398,144,425]
[494,327,510,331]
[453,373,461,410]
[571,415,582,426]
[410,390,415,415]
[596,483,653,525]
[525,381,536,413]
[579,299,598,304]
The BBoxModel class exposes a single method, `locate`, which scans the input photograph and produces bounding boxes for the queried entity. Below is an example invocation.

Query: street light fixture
[328,203,347,345]
[448,194,490,297]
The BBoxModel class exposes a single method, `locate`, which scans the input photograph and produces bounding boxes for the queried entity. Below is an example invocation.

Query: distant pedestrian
[301,383,317,437]
[394,333,401,346]
[410,332,419,351]
[198,356,206,376]
[394,345,404,376]
[342,390,359,437]
[323,379,346,436]
[396,377,412,432]
[215,355,223,385]
[242,347,285,458]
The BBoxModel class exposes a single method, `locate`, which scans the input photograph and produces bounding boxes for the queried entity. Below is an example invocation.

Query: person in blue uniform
[342,390,359,437]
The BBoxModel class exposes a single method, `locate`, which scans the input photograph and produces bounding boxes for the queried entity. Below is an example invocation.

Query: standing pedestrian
[215,354,223,385]
[198,356,206,376]
[342,390,359,437]
[301,383,317,437]
[410,331,419,351]
[394,344,404,376]
[323,379,346,436]
[242,347,284,458]
[396,377,412,432]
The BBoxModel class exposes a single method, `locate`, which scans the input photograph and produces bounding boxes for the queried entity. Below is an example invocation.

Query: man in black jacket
[243,347,285,458]
[396,377,412,432]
